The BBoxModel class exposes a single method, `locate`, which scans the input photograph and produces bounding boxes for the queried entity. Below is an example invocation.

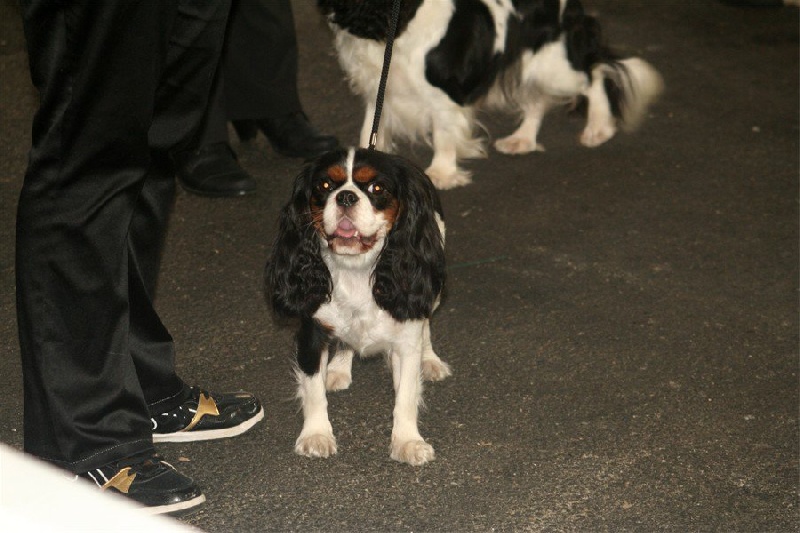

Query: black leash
[368,0,403,150]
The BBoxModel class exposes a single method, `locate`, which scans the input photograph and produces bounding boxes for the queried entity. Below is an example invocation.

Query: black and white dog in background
[318,0,664,189]
[265,147,450,466]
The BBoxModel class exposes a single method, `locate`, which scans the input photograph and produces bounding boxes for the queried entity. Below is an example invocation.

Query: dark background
[1,1,797,531]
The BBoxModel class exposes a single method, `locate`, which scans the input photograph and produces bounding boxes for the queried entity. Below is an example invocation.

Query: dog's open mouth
[327,218,377,249]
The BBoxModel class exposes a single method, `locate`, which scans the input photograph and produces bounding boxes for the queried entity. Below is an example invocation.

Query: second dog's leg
[495,98,551,155]
[425,112,475,190]
[426,141,463,190]
[580,68,617,147]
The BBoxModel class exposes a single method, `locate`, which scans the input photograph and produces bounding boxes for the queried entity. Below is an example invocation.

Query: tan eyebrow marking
[326,165,347,182]
[353,165,377,183]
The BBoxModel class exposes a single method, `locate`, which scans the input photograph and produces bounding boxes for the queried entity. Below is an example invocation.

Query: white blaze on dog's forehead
[345,148,356,183]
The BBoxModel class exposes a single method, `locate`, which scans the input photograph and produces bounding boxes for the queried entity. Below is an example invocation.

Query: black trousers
[16,0,230,473]
[200,0,303,145]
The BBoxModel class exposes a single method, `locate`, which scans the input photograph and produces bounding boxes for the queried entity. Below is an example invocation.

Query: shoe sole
[153,407,265,443]
[145,493,207,517]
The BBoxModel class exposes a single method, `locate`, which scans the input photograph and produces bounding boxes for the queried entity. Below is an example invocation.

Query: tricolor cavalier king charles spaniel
[318,0,663,189]
[266,147,450,466]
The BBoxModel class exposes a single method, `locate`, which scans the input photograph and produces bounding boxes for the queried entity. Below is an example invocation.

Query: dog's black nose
[336,190,358,207]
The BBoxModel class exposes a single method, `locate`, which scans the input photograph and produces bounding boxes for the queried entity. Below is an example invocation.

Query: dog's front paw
[580,122,617,147]
[295,433,338,459]
[421,357,452,382]
[390,439,435,466]
[495,135,545,155]
[425,165,472,190]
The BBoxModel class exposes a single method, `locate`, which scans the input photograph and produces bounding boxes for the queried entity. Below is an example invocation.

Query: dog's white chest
[314,269,403,356]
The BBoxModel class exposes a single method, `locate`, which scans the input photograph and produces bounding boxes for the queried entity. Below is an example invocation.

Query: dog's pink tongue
[335,218,357,239]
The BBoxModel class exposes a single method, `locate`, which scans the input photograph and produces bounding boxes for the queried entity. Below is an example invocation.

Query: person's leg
[18,0,247,467]
[198,70,231,147]
[173,63,256,198]
[16,0,176,473]
[223,0,301,119]
[225,0,339,158]
[17,1,260,514]
[175,0,337,197]
[136,0,265,441]
[171,0,257,198]
[129,0,232,412]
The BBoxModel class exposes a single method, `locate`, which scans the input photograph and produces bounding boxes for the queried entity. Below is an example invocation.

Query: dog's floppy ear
[372,155,446,321]
[265,165,332,318]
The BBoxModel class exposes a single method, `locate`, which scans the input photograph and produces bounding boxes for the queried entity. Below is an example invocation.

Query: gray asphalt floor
[1,1,798,531]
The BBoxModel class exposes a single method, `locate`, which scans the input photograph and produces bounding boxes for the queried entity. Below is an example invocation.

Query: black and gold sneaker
[151,387,264,443]
[78,453,205,516]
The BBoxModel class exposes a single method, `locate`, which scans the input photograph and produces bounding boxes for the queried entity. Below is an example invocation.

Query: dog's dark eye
[317,180,332,193]
[367,183,384,195]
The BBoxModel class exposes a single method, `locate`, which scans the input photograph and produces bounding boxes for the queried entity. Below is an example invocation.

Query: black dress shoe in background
[175,142,256,197]
[232,112,340,159]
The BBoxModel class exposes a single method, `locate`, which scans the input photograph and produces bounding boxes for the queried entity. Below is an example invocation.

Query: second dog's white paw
[580,123,617,147]
[390,439,435,466]
[421,358,452,382]
[495,135,545,154]
[295,433,338,459]
[425,165,472,190]
[325,371,352,392]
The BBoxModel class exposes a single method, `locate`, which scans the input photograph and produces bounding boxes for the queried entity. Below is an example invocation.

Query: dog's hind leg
[326,346,354,392]
[294,319,337,458]
[421,319,451,382]
[389,327,435,466]
[495,97,552,155]
[580,59,663,147]
[579,66,617,147]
